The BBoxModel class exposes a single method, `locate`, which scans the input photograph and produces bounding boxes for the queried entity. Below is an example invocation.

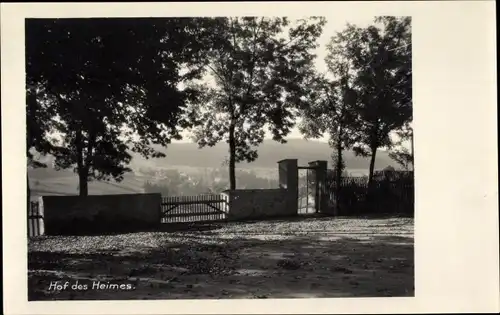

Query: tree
[340,17,412,187]
[188,17,326,190]
[299,30,361,214]
[26,18,220,196]
[26,82,56,206]
[388,122,414,171]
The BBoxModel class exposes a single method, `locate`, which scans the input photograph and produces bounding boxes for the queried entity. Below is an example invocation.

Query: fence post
[308,160,328,214]
[277,159,298,216]
[221,190,232,220]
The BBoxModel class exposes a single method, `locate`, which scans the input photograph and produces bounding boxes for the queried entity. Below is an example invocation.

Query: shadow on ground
[28,216,414,300]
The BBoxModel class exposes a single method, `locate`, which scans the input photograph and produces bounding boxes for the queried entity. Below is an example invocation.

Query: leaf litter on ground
[29,217,414,299]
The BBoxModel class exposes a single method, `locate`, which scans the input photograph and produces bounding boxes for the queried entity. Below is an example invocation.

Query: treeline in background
[142,168,279,196]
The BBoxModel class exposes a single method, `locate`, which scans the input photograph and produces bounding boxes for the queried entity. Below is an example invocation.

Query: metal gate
[161,194,228,224]
[297,166,317,215]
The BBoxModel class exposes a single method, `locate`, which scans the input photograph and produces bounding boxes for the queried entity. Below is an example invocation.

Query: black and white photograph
[2,1,498,314]
[25,14,415,301]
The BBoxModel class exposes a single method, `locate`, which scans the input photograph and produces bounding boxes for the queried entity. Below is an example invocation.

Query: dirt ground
[28,215,414,300]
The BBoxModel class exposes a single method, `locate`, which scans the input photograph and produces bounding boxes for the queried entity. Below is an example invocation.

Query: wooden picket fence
[161,194,228,224]
[28,201,44,237]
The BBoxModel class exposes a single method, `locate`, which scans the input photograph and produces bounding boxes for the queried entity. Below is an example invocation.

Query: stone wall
[222,189,295,221]
[42,193,162,235]
[35,159,329,235]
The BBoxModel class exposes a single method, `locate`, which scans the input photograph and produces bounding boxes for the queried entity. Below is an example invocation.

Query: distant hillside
[131,139,398,170]
[31,139,399,173]
[33,139,397,171]
[29,167,147,197]
[29,139,399,197]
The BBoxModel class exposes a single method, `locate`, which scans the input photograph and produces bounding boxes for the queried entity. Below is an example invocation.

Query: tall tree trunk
[410,129,414,172]
[335,134,343,216]
[75,130,88,197]
[78,168,89,197]
[367,146,378,211]
[27,173,31,211]
[368,147,377,187]
[81,130,96,197]
[228,123,236,190]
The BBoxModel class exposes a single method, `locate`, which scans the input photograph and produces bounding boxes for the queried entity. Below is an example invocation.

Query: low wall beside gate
[222,188,294,221]
[42,193,162,235]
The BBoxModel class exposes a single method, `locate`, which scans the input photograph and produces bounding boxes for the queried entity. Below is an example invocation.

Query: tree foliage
[26,18,220,196]
[388,122,414,170]
[187,17,326,189]
[299,28,361,214]
[27,73,58,205]
[332,17,412,185]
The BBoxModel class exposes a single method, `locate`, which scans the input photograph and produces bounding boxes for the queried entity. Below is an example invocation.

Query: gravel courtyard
[28,215,414,300]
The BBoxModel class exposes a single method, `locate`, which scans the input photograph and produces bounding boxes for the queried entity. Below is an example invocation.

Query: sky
[173,16,400,145]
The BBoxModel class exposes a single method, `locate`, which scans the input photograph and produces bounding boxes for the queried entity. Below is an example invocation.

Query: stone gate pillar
[308,160,328,213]
[278,159,298,216]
